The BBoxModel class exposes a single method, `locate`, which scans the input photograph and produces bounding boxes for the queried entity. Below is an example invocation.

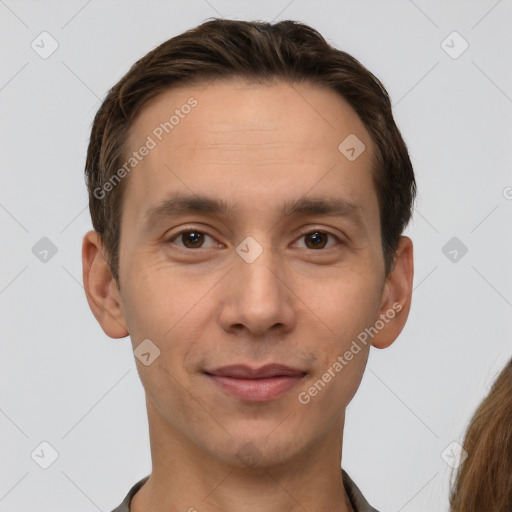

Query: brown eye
[293,230,339,250]
[167,229,221,250]
[180,231,205,248]
[304,231,328,249]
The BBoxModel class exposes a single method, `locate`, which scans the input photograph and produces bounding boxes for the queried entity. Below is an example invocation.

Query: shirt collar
[111,470,379,512]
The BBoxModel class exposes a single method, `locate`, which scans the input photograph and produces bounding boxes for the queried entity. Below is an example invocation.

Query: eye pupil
[306,232,327,249]
[183,231,204,248]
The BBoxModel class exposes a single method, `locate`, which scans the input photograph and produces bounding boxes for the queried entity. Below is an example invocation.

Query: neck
[131,399,354,512]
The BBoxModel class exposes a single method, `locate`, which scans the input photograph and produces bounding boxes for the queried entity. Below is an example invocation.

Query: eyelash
[166,227,343,251]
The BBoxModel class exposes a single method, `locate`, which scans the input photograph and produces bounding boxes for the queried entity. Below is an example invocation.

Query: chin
[206,429,306,470]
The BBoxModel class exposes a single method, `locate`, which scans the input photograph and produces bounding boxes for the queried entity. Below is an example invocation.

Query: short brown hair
[85,18,416,284]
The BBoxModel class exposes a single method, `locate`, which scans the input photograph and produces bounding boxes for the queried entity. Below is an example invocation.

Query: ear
[82,230,129,338]
[371,236,414,349]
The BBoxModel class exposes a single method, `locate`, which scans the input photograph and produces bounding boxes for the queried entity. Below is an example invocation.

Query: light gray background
[1,0,511,510]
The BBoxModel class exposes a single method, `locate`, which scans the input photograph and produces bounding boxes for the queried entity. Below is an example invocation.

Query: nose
[218,243,297,339]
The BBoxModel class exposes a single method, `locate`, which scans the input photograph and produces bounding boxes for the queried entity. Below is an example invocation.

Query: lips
[204,364,307,402]
[207,364,306,379]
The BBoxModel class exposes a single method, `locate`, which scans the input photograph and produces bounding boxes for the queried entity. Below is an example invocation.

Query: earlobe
[372,236,414,349]
[82,230,129,339]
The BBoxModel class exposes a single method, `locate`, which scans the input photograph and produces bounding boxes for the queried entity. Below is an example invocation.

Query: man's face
[116,79,388,467]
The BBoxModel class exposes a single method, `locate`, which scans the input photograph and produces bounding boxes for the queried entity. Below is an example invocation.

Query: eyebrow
[281,196,364,226]
[143,194,365,230]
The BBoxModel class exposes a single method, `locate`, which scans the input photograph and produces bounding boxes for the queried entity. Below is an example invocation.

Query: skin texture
[82,79,414,512]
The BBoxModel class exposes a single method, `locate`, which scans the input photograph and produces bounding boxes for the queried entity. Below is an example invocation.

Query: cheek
[120,260,214,341]
[119,266,220,406]
[306,268,383,340]
[120,272,208,408]
[293,271,382,405]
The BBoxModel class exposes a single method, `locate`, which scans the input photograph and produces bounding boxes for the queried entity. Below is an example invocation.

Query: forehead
[122,78,379,231]
[128,78,372,158]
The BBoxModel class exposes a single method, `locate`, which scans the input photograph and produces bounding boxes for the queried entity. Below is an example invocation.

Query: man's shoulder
[110,475,149,512]
[111,471,380,512]
[342,469,381,512]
